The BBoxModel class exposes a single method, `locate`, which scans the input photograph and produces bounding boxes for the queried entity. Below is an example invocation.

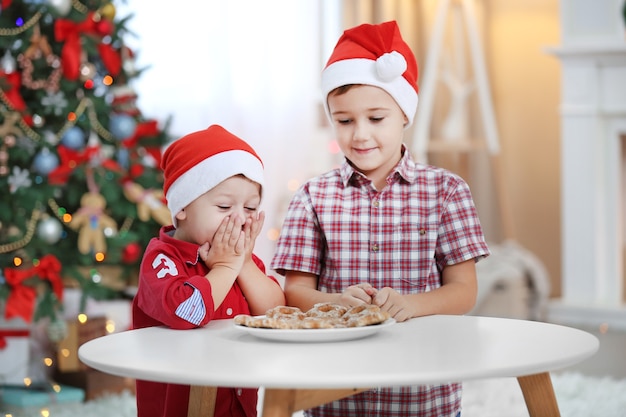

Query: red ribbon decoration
[0,72,34,126]
[54,12,121,81]
[48,144,123,185]
[4,255,64,323]
[120,120,163,180]
[121,119,160,148]
[0,72,26,111]
[48,145,98,185]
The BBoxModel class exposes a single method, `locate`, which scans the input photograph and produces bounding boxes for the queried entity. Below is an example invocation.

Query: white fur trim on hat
[165,149,264,226]
[321,55,419,128]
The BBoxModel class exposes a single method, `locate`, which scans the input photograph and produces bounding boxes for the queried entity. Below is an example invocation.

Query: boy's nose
[232,207,246,220]
[352,122,368,141]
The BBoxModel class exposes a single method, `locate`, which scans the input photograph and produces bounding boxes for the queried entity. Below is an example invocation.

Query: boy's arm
[435,258,478,314]
[136,248,216,329]
[374,259,478,322]
[237,258,285,315]
[199,215,246,309]
[233,211,285,315]
[284,272,376,311]
[284,271,330,312]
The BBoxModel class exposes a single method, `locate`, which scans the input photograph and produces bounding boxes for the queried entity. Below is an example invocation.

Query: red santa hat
[321,20,419,127]
[161,125,264,226]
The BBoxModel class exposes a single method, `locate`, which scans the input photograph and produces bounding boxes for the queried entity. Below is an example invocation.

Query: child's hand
[340,283,378,306]
[199,215,246,273]
[372,287,413,322]
[243,211,265,259]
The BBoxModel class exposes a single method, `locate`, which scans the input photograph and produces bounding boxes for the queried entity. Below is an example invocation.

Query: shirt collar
[339,144,417,187]
[159,225,202,265]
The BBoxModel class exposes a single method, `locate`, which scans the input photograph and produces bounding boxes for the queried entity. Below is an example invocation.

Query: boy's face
[327,85,408,184]
[173,175,261,245]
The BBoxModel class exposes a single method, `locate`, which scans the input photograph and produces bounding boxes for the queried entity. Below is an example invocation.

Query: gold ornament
[99,3,116,20]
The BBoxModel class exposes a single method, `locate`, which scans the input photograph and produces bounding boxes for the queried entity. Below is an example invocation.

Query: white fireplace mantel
[542,0,626,330]
[545,40,626,330]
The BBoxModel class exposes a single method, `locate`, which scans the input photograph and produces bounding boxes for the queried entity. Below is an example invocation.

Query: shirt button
[237,389,242,396]
[371,244,379,252]
[372,200,380,208]
[226,308,233,315]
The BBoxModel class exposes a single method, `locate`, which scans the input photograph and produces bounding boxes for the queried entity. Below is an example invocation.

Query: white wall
[117,1,343,274]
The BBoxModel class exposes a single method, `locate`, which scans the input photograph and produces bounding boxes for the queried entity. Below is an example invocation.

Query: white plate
[233,317,396,343]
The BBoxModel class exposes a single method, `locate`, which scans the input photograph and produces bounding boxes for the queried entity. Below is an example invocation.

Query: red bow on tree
[48,144,122,185]
[0,72,33,125]
[121,120,163,179]
[4,255,64,323]
[121,119,159,148]
[54,12,121,81]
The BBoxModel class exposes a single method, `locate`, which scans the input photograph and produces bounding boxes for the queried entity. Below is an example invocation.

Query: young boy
[271,21,490,416]
[132,125,285,417]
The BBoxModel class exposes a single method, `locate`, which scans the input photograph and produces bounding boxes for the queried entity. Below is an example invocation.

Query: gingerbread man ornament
[69,191,117,255]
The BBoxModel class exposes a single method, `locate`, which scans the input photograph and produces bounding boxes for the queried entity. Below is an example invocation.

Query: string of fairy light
[0,93,115,144]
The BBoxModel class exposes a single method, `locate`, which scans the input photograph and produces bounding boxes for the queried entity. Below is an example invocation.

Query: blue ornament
[60,126,85,149]
[32,148,59,175]
[116,148,130,169]
[109,114,137,141]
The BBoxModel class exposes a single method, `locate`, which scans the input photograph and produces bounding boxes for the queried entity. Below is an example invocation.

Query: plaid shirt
[271,148,489,417]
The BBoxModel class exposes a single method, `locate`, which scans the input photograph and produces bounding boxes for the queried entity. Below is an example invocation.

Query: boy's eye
[336,118,351,125]
[245,207,258,212]
[217,205,231,210]
[370,116,384,122]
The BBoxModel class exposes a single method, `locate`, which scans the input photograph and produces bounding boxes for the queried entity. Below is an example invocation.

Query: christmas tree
[0,0,171,325]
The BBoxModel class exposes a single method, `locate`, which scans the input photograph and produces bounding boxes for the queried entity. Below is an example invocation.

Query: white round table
[79,315,598,417]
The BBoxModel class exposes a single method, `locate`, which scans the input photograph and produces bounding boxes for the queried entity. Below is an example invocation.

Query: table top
[78,315,599,389]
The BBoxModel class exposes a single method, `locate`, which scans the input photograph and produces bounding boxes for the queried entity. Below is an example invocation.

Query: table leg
[262,388,369,417]
[187,385,217,417]
[517,372,561,417]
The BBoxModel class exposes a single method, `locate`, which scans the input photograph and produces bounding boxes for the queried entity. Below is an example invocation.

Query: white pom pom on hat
[376,51,407,81]
[161,125,264,227]
[321,20,419,128]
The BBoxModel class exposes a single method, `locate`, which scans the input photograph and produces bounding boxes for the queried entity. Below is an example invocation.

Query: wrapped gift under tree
[0,316,31,386]
[54,314,135,400]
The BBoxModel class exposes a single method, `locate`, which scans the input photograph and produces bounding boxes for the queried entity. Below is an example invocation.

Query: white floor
[558,325,626,379]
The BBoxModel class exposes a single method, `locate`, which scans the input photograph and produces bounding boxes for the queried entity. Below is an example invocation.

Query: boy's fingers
[225,215,236,235]
[255,211,265,230]
[213,216,230,242]
[234,231,245,254]
[228,216,245,245]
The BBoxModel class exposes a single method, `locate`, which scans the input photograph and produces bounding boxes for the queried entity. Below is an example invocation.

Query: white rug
[2,372,624,416]
[462,372,626,417]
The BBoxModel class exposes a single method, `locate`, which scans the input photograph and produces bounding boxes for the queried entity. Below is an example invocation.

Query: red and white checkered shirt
[271,148,490,417]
